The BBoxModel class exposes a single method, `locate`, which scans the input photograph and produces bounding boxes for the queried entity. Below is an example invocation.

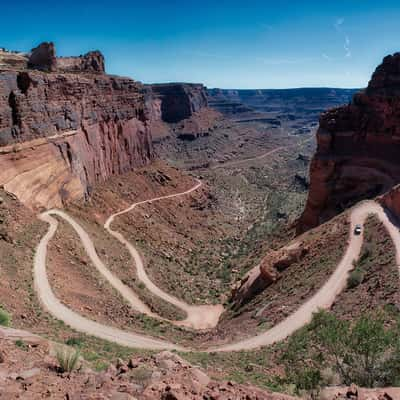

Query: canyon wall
[0,42,215,209]
[207,88,356,116]
[0,48,153,209]
[298,53,400,232]
[146,83,219,141]
[150,83,208,123]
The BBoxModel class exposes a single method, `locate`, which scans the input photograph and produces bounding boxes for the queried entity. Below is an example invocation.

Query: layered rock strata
[299,53,400,232]
[149,83,208,123]
[0,46,152,209]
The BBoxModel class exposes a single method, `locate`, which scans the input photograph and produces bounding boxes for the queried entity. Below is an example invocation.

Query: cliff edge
[298,53,400,232]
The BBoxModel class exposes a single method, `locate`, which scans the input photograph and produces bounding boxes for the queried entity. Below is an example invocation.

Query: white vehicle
[354,225,362,235]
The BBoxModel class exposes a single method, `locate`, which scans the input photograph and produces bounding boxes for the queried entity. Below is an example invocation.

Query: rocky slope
[299,53,400,232]
[0,327,297,400]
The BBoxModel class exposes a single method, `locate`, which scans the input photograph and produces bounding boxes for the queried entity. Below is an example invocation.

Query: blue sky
[2,1,400,88]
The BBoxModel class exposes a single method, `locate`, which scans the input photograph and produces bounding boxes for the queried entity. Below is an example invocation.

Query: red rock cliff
[149,83,208,123]
[298,53,400,233]
[0,45,153,209]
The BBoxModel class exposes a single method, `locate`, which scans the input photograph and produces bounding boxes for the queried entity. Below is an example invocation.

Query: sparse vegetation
[281,310,400,393]
[15,339,28,351]
[0,306,11,326]
[347,266,364,288]
[65,337,84,348]
[56,347,81,373]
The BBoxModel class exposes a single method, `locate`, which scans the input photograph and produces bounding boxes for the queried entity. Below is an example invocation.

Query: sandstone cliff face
[0,43,214,209]
[0,64,152,209]
[145,83,219,142]
[150,83,208,123]
[298,53,400,232]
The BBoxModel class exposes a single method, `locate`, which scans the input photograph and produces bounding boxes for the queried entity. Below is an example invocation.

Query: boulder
[230,242,308,308]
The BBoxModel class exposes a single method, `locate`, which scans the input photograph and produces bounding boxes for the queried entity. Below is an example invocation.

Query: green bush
[282,310,400,390]
[56,348,81,373]
[0,307,11,326]
[15,339,28,351]
[347,268,364,289]
[65,337,84,348]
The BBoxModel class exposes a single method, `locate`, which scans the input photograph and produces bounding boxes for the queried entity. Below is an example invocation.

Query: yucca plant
[56,347,81,373]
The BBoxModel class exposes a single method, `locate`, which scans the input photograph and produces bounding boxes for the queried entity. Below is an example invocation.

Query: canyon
[2,40,400,400]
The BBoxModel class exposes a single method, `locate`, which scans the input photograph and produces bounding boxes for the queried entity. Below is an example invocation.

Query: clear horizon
[1,0,399,89]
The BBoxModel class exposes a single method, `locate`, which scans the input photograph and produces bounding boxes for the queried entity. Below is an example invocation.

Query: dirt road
[212,201,400,351]
[104,179,224,330]
[34,189,400,351]
[34,212,183,350]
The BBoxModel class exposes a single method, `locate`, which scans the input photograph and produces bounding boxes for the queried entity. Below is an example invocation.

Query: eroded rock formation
[146,83,219,142]
[28,42,57,72]
[150,83,208,123]
[299,53,400,233]
[56,51,105,74]
[230,242,308,309]
[0,42,215,209]
[0,46,152,209]
[2,41,105,74]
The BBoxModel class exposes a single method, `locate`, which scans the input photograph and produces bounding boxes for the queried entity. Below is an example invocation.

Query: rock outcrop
[27,42,57,72]
[230,242,308,309]
[378,183,400,219]
[0,49,28,70]
[320,385,400,400]
[0,44,153,209]
[2,41,105,74]
[150,83,208,123]
[146,83,220,142]
[0,330,298,399]
[56,51,105,74]
[299,53,400,233]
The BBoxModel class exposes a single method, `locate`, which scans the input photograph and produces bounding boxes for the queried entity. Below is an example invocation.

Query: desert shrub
[347,268,364,289]
[65,337,84,348]
[282,310,400,390]
[0,307,11,326]
[56,348,81,373]
[281,325,324,396]
[15,339,28,351]
[359,243,372,262]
